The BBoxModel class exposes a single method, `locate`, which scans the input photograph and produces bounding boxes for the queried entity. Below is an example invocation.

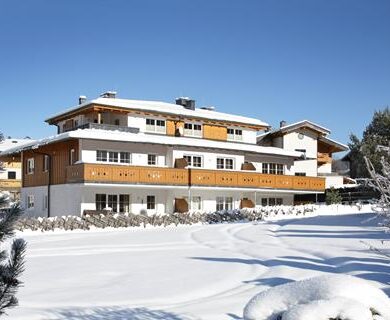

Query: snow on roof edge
[0,129,301,159]
[45,97,269,128]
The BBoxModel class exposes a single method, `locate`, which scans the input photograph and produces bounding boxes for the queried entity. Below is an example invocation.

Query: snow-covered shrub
[243,274,390,320]
[16,205,317,232]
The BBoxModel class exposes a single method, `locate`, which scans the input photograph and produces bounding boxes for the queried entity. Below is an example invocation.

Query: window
[295,172,306,176]
[43,155,49,172]
[97,150,131,164]
[27,195,34,209]
[95,194,106,211]
[260,198,283,206]
[70,149,76,165]
[191,196,202,211]
[7,171,16,180]
[108,194,118,212]
[184,155,202,168]
[262,163,284,175]
[74,120,79,127]
[97,150,107,162]
[217,158,234,170]
[184,123,202,137]
[119,194,130,213]
[109,151,118,163]
[147,195,156,210]
[146,118,166,133]
[227,128,243,141]
[114,119,120,126]
[216,196,233,211]
[120,152,131,164]
[27,158,34,174]
[148,154,157,166]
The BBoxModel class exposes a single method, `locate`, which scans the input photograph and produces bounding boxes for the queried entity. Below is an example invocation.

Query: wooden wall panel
[203,124,227,141]
[166,120,184,136]
[22,139,79,187]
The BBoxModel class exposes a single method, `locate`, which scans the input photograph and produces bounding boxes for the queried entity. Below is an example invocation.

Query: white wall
[245,154,295,175]
[21,186,49,218]
[283,130,319,177]
[241,129,257,144]
[172,149,244,170]
[318,163,332,174]
[325,176,345,189]
[81,185,169,216]
[81,140,167,167]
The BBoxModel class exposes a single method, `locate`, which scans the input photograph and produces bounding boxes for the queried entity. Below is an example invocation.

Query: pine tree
[349,107,390,178]
[0,195,26,315]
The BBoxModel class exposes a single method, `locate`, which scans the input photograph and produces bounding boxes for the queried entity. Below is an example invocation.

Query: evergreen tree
[325,187,342,205]
[0,195,26,315]
[349,107,390,178]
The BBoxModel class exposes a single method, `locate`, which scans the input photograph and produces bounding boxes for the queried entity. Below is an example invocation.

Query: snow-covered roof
[45,97,269,128]
[0,138,35,153]
[256,120,331,142]
[318,136,348,152]
[1,129,302,159]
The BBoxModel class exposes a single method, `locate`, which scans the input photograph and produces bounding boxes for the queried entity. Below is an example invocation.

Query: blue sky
[0,0,389,154]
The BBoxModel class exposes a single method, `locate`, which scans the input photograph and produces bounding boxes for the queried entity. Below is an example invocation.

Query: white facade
[22,183,298,217]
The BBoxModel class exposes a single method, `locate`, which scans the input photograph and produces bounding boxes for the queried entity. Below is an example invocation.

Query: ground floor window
[216,196,233,211]
[96,193,131,213]
[27,195,34,209]
[260,197,283,206]
[147,195,156,210]
[191,196,202,211]
[119,194,130,213]
[7,171,16,179]
[96,194,106,211]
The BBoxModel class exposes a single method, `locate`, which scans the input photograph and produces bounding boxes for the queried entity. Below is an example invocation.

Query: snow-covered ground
[8,209,390,319]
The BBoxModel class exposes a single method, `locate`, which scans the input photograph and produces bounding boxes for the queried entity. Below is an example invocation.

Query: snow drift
[243,274,390,320]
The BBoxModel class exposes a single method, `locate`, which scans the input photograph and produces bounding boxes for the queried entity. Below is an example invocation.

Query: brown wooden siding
[66,163,325,192]
[22,140,79,187]
[166,120,184,136]
[203,124,227,141]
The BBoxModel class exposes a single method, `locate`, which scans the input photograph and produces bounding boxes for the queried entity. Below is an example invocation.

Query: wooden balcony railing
[0,179,22,189]
[66,164,325,191]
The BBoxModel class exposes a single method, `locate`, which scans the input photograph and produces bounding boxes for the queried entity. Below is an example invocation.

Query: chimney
[100,91,117,98]
[175,97,195,110]
[280,120,287,128]
[78,95,87,104]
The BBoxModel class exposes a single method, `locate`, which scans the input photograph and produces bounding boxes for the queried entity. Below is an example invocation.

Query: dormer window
[184,123,202,137]
[146,118,166,133]
[227,128,243,141]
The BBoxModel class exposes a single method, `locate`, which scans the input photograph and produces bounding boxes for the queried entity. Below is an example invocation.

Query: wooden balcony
[66,164,325,192]
[318,152,332,165]
[0,179,22,189]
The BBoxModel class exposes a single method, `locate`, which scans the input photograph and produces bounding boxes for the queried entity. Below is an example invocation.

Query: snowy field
[7,208,390,319]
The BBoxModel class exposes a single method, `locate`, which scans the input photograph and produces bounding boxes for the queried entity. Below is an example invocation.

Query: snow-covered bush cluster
[16,205,315,232]
[243,274,390,320]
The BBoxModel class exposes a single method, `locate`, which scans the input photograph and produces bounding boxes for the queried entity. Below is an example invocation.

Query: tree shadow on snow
[191,254,390,288]
[47,306,197,320]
